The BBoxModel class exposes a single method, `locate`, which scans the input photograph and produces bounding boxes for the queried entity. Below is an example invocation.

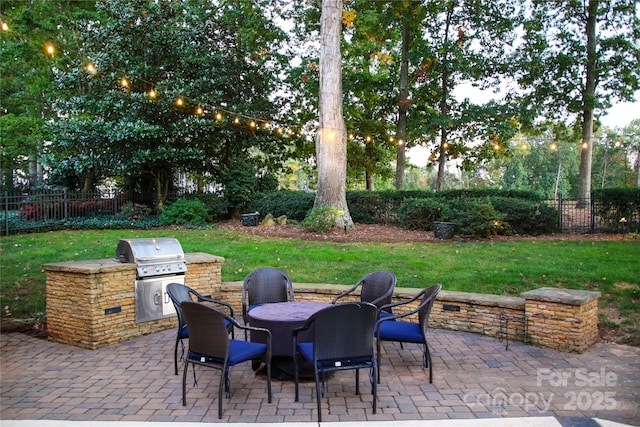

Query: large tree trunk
[576,0,598,208]
[394,24,410,189]
[637,147,640,188]
[314,0,353,228]
[435,5,454,191]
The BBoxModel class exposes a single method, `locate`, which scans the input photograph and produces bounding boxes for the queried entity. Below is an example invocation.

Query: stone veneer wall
[44,253,223,350]
[521,287,601,353]
[221,282,600,353]
[44,250,600,354]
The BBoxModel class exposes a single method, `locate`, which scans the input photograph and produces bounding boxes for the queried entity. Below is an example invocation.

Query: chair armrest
[378,290,423,313]
[197,295,235,317]
[331,282,361,304]
[228,316,272,345]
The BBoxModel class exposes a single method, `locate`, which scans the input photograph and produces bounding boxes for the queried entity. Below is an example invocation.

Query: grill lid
[116,238,187,277]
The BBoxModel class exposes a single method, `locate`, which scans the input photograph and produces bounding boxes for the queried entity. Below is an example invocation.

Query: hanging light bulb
[195,106,204,116]
[86,63,97,74]
[582,141,589,149]
[233,117,240,124]
[120,78,130,88]
[550,142,558,151]
[45,43,55,56]
[389,136,395,143]
[365,136,372,143]
[349,133,355,139]
[1,22,9,32]
[249,120,256,128]
[398,139,405,146]
[148,88,157,99]
[175,97,184,107]
[215,112,223,121]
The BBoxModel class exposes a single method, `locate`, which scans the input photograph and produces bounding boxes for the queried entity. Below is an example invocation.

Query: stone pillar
[521,287,601,353]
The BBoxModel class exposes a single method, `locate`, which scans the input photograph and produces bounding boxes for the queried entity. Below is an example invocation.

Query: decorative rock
[261,213,277,227]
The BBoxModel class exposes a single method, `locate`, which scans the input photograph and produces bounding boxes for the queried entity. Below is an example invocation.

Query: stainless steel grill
[116,237,187,323]
[116,237,187,277]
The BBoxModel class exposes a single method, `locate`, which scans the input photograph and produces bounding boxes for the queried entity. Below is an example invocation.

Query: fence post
[557,194,564,233]
[590,193,595,234]
[4,191,8,236]
[63,188,68,220]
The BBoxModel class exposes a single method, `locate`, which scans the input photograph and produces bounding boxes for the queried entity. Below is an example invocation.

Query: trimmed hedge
[247,191,315,222]
[245,190,560,237]
[593,188,640,232]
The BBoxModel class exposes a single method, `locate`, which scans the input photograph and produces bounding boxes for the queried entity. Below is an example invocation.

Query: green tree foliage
[45,0,296,207]
[502,123,580,198]
[286,0,522,192]
[411,0,522,190]
[515,0,640,203]
[0,1,96,191]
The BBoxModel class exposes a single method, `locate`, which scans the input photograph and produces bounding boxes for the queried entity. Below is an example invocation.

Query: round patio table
[248,301,331,378]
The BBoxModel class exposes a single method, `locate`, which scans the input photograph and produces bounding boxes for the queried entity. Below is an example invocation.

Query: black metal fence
[1,189,164,236]
[1,190,637,236]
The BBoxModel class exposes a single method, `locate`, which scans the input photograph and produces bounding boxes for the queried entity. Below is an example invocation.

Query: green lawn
[1,228,639,345]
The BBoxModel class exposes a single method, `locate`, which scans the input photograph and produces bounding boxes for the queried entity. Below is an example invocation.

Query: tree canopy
[43,0,298,207]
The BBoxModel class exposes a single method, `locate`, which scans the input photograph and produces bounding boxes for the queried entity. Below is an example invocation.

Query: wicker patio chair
[242,268,294,336]
[180,301,272,419]
[332,270,396,316]
[166,283,234,375]
[293,302,378,422]
[375,283,442,383]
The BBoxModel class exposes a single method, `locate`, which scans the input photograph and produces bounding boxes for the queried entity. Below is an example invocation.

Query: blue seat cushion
[179,325,189,339]
[378,320,423,343]
[189,340,267,366]
[182,319,232,339]
[297,342,372,368]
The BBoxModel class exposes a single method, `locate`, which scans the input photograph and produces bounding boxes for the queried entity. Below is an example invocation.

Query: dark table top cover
[248,301,331,356]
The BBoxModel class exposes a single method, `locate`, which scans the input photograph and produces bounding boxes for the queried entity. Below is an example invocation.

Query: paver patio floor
[1,327,638,425]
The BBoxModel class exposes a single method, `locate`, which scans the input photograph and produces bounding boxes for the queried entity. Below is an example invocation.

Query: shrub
[347,190,415,224]
[115,202,152,221]
[593,188,640,232]
[490,197,559,235]
[183,192,228,220]
[161,199,211,225]
[445,199,505,237]
[302,205,344,233]
[247,191,315,221]
[396,198,449,230]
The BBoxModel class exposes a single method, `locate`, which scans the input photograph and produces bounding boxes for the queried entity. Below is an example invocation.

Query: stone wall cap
[43,258,131,273]
[438,289,525,309]
[185,252,225,263]
[521,287,601,305]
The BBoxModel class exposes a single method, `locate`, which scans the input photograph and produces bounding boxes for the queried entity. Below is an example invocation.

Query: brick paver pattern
[1,328,639,424]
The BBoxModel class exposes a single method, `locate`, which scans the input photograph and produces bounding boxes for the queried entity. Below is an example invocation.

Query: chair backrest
[418,284,442,336]
[166,283,195,329]
[181,301,230,360]
[358,270,396,310]
[243,268,294,308]
[310,302,378,362]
